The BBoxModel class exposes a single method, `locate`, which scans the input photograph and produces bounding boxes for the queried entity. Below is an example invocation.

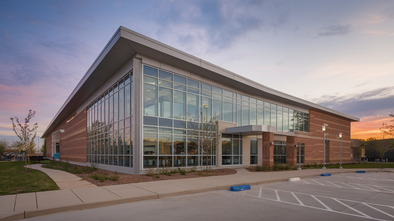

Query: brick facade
[45,109,87,163]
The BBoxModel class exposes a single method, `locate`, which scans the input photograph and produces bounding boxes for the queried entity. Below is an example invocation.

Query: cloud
[316,87,394,118]
[146,0,287,53]
[317,24,351,37]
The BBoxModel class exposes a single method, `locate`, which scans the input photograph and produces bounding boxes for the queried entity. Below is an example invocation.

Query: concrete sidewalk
[1,167,393,221]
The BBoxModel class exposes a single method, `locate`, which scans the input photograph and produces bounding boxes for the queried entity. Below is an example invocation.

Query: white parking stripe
[337,182,362,190]
[259,187,262,198]
[275,189,280,201]
[291,192,304,206]
[353,183,380,191]
[333,198,372,218]
[373,185,394,193]
[310,179,325,186]
[326,181,342,187]
[311,195,332,211]
[302,179,310,184]
[362,203,394,219]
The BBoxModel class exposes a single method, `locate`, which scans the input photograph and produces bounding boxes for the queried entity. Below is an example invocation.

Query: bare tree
[380,114,394,138]
[10,110,38,170]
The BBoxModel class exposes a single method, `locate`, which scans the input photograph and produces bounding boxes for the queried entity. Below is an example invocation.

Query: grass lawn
[0,161,59,196]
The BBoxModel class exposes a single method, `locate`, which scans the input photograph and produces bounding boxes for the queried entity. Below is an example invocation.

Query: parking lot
[237,172,394,220]
[25,172,394,221]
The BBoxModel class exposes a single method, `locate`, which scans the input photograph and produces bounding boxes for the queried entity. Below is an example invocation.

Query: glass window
[222,137,232,155]
[187,94,199,121]
[283,108,289,132]
[187,136,198,155]
[213,99,222,121]
[144,84,157,116]
[223,102,232,122]
[114,92,119,122]
[297,143,305,164]
[159,87,172,118]
[271,104,276,128]
[250,108,257,125]
[188,79,199,88]
[174,74,186,84]
[144,65,158,77]
[174,135,186,155]
[202,97,212,120]
[144,76,157,85]
[125,84,131,117]
[159,70,172,81]
[159,133,172,155]
[144,129,157,155]
[119,87,124,120]
[277,106,282,132]
[257,109,263,125]
[174,91,186,120]
[212,86,222,94]
[274,141,286,164]
[250,138,258,165]
[242,105,249,125]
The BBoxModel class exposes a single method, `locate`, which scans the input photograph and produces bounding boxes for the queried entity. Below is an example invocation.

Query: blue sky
[1,0,394,144]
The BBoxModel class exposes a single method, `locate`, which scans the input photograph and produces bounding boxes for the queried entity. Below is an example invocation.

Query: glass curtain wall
[143,66,217,168]
[222,134,243,165]
[142,65,310,168]
[87,72,133,168]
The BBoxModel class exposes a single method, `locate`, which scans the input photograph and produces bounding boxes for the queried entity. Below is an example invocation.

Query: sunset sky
[0,0,393,145]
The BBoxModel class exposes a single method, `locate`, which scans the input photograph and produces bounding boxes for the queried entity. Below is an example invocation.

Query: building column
[257,137,263,166]
[133,56,143,174]
[262,132,274,167]
[242,136,250,166]
[286,136,296,166]
[216,132,222,167]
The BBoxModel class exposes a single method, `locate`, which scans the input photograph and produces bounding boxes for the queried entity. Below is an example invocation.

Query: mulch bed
[77,168,237,186]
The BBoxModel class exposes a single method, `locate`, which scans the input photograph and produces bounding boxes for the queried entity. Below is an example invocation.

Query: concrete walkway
[1,167,393,221]
[29,164,96,190]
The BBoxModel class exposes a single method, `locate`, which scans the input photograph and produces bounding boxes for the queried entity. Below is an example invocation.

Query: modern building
[42,26,359,174]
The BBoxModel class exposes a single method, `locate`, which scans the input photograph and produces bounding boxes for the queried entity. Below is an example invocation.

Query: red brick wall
[45,109,87,163]
[297,109,352,164]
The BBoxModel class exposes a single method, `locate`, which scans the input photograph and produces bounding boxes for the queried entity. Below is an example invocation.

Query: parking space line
[353,183,380,191]
[259,187,262,198]
[362,203,394,219]
[302,179,310,184]
[373,185,394,193]
[237,189,391,221]
[291,192,304,206]
[275,189,280,201]
[337,182,362,190]
[311,195,332,211]
[333,198,372,218]
[327,181,342,187]
[310,179,325,186]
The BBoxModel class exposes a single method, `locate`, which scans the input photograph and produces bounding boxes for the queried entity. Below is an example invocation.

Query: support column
[286,136,296,166]
[257,138,263,166]
[262,132,274,167]
[133,56,143,174]
[216,132,222,167]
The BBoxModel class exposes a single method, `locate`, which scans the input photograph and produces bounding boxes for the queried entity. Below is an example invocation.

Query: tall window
[274,141,286,164]
[250,138,258,164]
[297,143,305,164]
[87,72,133,168]
[222,134,242,165]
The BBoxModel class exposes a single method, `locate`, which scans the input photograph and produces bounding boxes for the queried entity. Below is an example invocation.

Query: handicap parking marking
[235,186,394,221]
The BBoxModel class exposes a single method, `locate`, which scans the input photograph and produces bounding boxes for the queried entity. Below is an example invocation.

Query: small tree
[10,110,38,170]
[41,139,47,157]
[380,114,394,138]
[0,139,8,155]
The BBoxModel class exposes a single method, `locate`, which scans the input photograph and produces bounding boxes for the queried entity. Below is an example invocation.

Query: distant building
[42,26,359,174]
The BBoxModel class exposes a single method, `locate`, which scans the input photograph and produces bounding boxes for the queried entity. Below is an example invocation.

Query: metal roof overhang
[42,26,359,137]
[225,125,296,137]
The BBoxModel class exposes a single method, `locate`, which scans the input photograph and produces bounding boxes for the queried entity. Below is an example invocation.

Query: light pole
[322,123,328,169]
[339,132,342,169]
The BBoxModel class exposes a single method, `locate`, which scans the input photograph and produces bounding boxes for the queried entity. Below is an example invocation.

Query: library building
[42,26,359,174]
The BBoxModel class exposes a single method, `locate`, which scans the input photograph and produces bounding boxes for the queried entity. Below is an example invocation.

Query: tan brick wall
[46,109,87,163]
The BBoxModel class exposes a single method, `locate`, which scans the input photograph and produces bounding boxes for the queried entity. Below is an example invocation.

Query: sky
[0,0,394,146]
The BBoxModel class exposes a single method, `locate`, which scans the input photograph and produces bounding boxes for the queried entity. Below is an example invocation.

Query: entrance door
[55,143,60,153]
[250,139,258,164]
